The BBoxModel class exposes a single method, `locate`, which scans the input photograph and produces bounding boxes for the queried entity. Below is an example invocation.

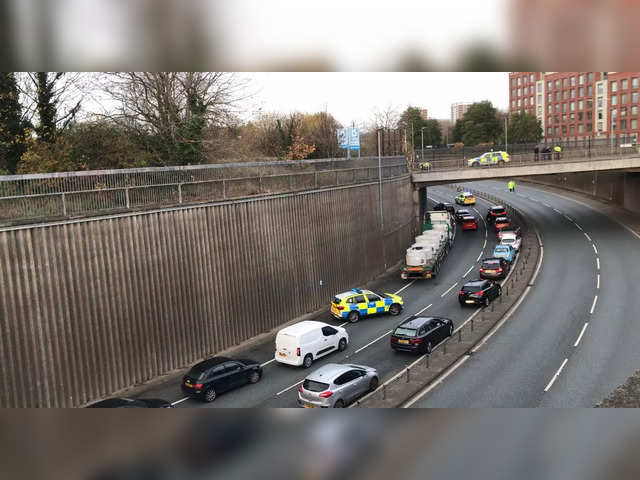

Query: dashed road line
[414,303,433,315]
[171,397,191,406]
[544,358,569,392]
[261,359,276,367]
[584,232,592,242]
[354,330,394,354]
[440,283,458,297]
[592,244,598,255]
[574,323,589,347]
[590,295,598,315]
[277,380,304,396]
[395,280,416,295]
[463,265,475,278]
[596,257,600,270]
[476,252,483,262]
[596,274,600,289]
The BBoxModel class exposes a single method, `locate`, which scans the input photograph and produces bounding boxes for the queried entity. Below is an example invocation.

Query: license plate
[304,404,316,408]
[485,270,495,273]
[465,300,475,304]
[408,267,422,272]
[398,339,409,344]
[279,352,287,357]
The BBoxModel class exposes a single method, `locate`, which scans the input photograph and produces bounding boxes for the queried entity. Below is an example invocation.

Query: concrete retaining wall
[0,176,414,407]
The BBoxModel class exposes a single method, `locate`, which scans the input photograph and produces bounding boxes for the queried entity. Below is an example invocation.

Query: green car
[467,151,510,167]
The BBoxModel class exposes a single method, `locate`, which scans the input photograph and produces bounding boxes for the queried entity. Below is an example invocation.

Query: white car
[275,321,349,368]
[500,232,522,252]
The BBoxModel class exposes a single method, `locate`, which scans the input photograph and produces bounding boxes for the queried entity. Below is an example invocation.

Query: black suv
[455,208,471,222]
[433,202,455,214]
[390,316,454,354]
[458,279,502,307]
[479,257,510,279]
[182,357,262,402]
[486,206,507,223]
[87,397,172,408]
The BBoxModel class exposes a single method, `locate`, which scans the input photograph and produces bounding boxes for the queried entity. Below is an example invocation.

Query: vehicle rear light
[298,385,303,393]
[296,347,301,357]
[194,383,203,390]
[479,268,485,273]
[390,336,397,342]
[458,290,464,295]
[410,338,423,345]
[475,291,484,296]
[497,268,503,272]
[319,391,333,398]
[336,306,345,310]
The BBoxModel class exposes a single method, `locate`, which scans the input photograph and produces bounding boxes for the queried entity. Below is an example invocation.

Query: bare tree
[98,72,249,164]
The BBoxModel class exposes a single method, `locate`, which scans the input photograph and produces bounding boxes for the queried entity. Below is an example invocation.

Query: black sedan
[458,279,501,307]
[87,397,172,408]
[433,202,455,214]
[455,208,472,222]
[390,316,454,354]
[182,356,262,402]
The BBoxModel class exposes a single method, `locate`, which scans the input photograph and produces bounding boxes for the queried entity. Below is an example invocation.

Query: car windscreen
[482,260,500,268]
[462,284,483,292]
[303,380,330,392]
[495,246,509,252]
[502,238,515,243]
[394,327,417,337]
[491,207,505,213]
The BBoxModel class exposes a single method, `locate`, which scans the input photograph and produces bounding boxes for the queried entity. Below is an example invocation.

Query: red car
[494,216,511,234]
[486,206,507,224]
[461,215,478,231]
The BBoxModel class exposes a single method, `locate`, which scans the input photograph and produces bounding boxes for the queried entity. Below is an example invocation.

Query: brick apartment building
[509,72,640,142]
[450,102,471,124]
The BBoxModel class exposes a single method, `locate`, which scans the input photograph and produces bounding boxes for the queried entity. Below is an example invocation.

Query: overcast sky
[241,72,509,127]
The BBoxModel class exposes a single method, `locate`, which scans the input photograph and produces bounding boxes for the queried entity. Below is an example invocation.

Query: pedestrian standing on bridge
[508,180,516,192]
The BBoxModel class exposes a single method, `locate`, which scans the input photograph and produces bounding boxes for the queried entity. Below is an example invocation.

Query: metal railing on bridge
[412,144,640,173]
[0,156,408,225]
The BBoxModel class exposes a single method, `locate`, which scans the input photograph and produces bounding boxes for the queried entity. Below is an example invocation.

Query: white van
[275,321,349,368]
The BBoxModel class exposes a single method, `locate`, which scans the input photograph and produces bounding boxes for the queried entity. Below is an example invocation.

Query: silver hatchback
[297,363,379,408]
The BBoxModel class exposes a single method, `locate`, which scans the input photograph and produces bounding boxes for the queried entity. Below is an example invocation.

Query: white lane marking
[483,239,487,249]
[261,359,276,367]
[402,356,470,408]
[544,358,569,392]
[584,232,592,241]
[553,208,562,214]
[590,295,598,315]
[414,303,433,316]
[543,202,551,208]
[596,274,600,289]
[339,322,348,328]
[574,323,589,347]
[596,257,600,270]
[277,379,304,396]
[476,252,483,262]
[171,397,191,406]
[394,280,416,295]
[440,283,458,297]
[564,215,573,222]
[354,330,394,354]
[463,265,475,278]
[574,223,584,231]
[592,244,598,254]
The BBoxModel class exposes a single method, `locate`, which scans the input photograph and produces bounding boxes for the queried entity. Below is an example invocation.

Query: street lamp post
[377,129,384,231]
[421,126,426,163]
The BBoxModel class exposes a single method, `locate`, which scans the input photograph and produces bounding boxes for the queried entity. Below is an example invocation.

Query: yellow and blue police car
[330,288,404,323]
[455,192,476,205]
[467,151,510,167]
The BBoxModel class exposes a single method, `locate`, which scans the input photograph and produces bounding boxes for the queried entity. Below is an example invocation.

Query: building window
[547,81,552,90]
[578,112,584,121]
[597,96,603,107]
[563,78,568,88]
[621,107,627,117]
[524,97,528,106]
[632,92,638,103]
[598,122,603,131]
[578,100,584,110]
[547,126,552,135]
[548,105,552,113]
[556,103,560,112]
[554,91,559,101]
[587,85,593,96]
[578,87,584,97]
[511,100,516,108]
[517,88,521,96]
[612,109,617,118]
[555,127,559,135]
[612,95,618,106]
[569,89,574,99]
[597,83,604,95]
[563,103,568,113]
[547,116,552,125]
[579,74,585,85]
[598,111,603,120]
[570,76,576,87]
[538,106,542,115]
[620,120,627,130]
[632,106,638,116]
[530,73,534,83]
[538,94,543,104]
[587,100,593,109]
[563,90,568,100]
[511,78,516,87]
[632,77,639,89]
[587,72,594,83]
[517,99,521,107]
[587,123,592,131]
[562,125,567,134]
[611,81,618,92]
[632,119,638,129]
[622,79,628,90]
[555,79,560,89]
[518,77,521,86]
[578,124,584,133]
[570,113,575,121]
[537,83,542,93]
[587,111,593,120]
[621,93,627,104]
[548,93,552,102]
[562,114,567,123]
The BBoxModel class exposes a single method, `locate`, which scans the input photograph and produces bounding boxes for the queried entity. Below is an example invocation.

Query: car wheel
[369,377,379,392]
[483,297,490,308]
[449,325,453,337]
[425,342,432,354]
[248,370,261,384]
[333,399,345,408]
[338,338,347,352]
[204,387,217,403]
[348,311,360,323]
[389,303,402,316]
[303,354,313,368]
